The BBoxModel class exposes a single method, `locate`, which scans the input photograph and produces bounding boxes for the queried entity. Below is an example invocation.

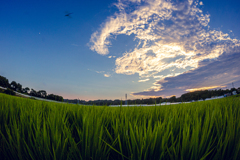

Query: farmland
[0,93,240,160]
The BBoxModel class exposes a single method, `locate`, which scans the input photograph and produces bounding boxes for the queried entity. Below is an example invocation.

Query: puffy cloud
[89,0,240,96]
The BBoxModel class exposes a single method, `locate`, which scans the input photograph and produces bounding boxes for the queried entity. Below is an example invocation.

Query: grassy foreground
[0,93,240,160]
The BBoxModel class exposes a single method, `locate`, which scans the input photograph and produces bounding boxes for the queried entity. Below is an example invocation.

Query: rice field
[0,93,240,160]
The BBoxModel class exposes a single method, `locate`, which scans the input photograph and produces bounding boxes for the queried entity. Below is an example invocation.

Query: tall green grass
[0,93,240,160]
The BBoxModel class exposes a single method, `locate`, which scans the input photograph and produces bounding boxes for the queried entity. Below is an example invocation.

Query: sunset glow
[186,86,226,92]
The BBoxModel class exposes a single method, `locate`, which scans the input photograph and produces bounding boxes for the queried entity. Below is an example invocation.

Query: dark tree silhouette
[23,87,30,94]
[10,81,18,91]
[0,75,9,88]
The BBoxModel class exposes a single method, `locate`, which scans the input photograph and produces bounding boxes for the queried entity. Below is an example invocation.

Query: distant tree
[169,96,176,102]
[38,90,47,98]
[0,75,9,88]
[47,94,55,100]
[10,81,18,91]
[47,94,63,102]
[16,83,22,92]
[156,97,162,103]
[22,87,30,94]
[231,88,236,92]
[4,88,15,96]
[30,89,37,96]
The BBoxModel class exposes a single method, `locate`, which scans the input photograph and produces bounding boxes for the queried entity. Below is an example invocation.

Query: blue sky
[1,0,240,100]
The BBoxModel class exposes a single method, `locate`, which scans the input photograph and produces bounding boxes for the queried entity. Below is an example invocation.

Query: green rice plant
[0,93,240,160]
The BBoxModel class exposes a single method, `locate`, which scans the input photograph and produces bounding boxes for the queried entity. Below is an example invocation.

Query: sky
[0,0,240,100]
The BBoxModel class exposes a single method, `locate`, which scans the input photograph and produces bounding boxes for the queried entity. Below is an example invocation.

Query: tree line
[65,88,240,106]
[0,75,63,102]
[1,74,239,105]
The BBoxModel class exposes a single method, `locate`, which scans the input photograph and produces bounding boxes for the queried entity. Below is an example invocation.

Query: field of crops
[0,93,240,160]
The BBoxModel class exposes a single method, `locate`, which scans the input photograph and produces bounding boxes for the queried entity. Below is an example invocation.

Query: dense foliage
[0,75,9,88]
[3,88,16,96]
[0,75,63,102]
[1,93,240,160]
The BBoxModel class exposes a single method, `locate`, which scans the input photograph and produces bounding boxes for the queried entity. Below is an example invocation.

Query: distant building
[232,91,237,95]
[224,93,231,97]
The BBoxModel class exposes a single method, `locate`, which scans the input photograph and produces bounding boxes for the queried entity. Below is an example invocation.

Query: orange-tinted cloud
[186,86,226,92]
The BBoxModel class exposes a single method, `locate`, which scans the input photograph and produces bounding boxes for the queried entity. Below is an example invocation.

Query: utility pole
[232,82,235,88]
[125,94,127,105]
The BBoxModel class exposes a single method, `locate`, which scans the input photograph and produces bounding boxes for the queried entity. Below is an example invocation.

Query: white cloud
[104,74,111,77]
[138,78,150,82]
[89,0,240,94]
[95,71,111,77]
[108,55,117,58]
